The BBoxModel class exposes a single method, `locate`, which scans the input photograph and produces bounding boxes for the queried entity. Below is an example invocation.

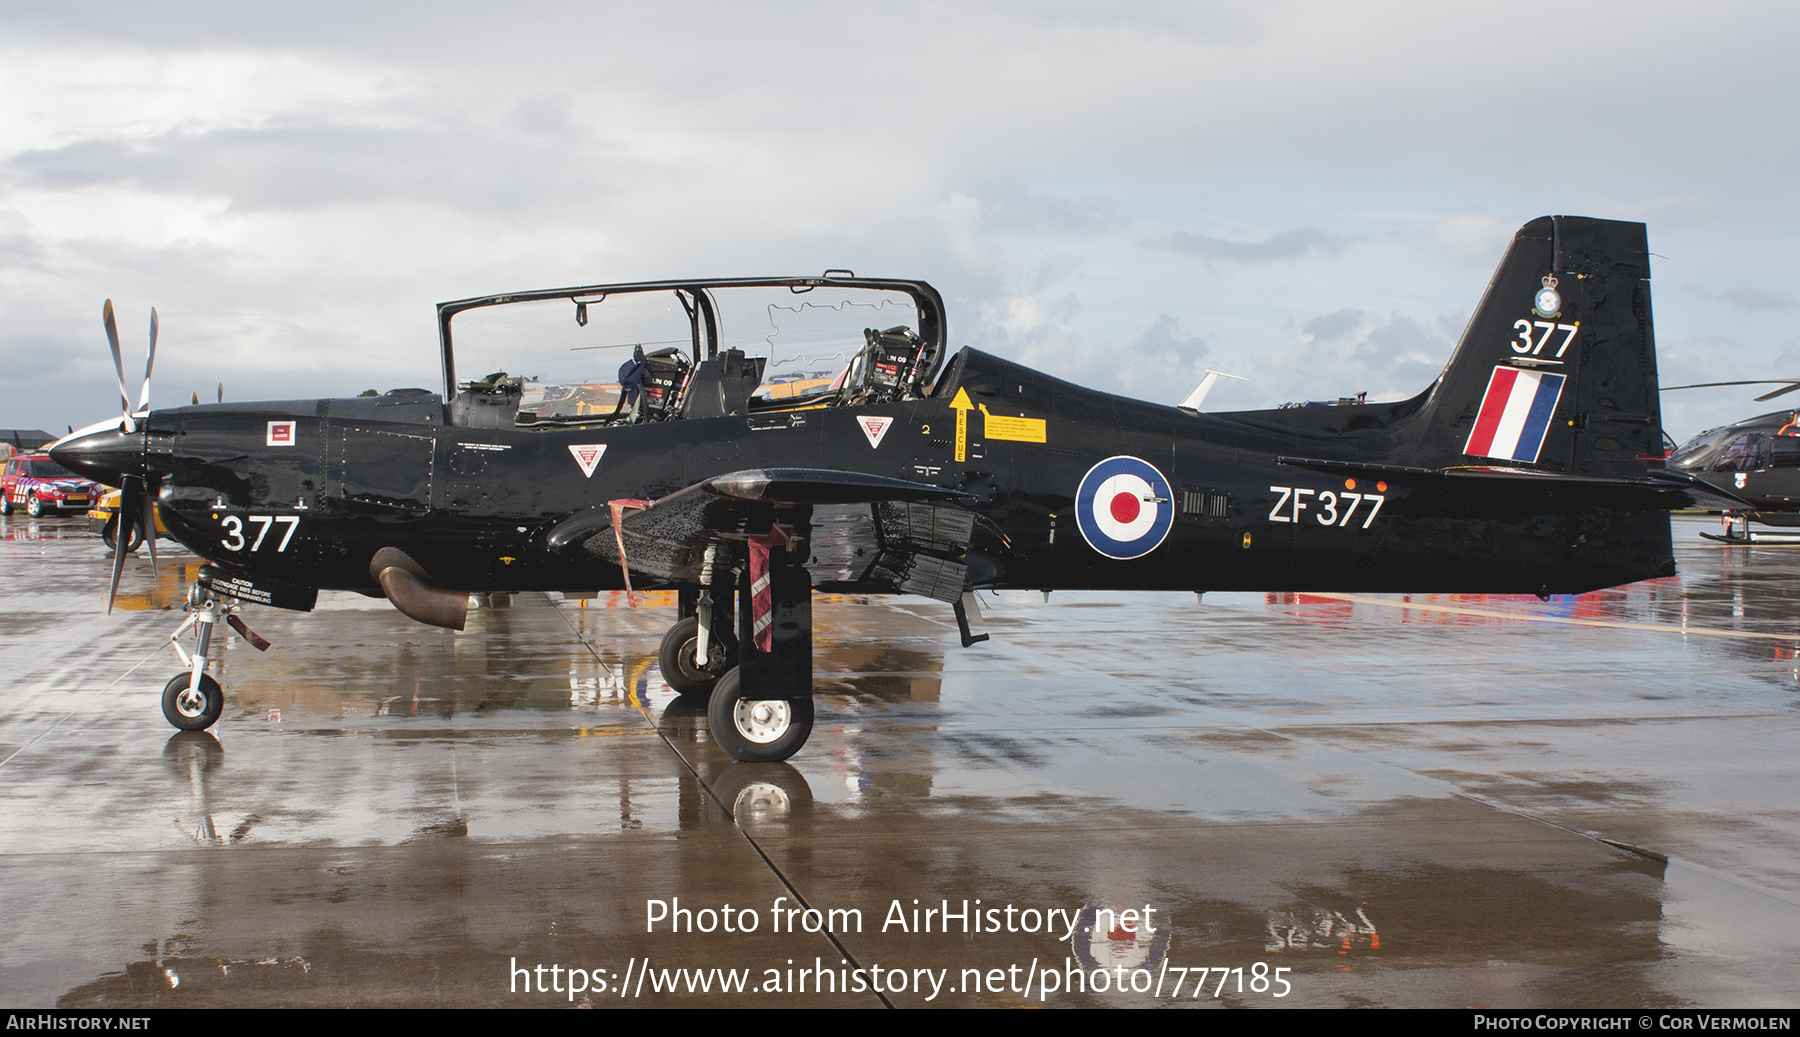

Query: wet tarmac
[3,514,1800,1008]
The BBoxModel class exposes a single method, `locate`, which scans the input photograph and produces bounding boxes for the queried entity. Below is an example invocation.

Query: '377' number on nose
[220,514,301,552]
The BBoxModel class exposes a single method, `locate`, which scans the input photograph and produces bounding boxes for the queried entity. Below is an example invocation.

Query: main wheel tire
[162,673,224,732]
[706,667,813,763]
[0,493,11,515]
[658,615,737,698]
[25,494,42,518]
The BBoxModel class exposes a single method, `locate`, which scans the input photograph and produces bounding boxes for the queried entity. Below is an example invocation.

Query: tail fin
[1415,216,1660,478]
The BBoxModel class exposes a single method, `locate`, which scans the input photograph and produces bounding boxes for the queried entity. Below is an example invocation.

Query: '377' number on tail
[1514,320,1579,359]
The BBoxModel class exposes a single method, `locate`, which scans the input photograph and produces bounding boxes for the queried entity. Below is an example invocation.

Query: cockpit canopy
[437,275,947,430]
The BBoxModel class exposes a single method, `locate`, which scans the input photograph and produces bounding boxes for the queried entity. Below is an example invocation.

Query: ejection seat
[450,372,523,428]
[681,348,766,419]
[837,326,936,405]
[626,346,693,422]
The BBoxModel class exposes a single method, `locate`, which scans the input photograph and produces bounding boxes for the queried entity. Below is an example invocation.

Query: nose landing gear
[158,572,271,732]
[161,580,228,731]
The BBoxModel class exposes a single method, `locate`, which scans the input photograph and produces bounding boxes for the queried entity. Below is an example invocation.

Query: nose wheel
[157,575,267,733]
[162,673,223,731]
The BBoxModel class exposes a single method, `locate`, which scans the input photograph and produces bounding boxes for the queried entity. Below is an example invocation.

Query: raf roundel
[1075,455,1174,560]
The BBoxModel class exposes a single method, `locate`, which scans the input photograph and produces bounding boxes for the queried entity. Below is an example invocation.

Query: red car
[1,452,99,517]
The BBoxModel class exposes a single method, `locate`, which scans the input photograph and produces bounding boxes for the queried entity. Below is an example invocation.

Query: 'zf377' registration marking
[1268,487,1384,528]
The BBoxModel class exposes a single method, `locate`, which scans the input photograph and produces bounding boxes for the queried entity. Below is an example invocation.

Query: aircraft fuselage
[141,348,1670,604]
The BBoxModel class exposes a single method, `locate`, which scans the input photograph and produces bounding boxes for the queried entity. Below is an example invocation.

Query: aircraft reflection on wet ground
[4,514,1800,1007]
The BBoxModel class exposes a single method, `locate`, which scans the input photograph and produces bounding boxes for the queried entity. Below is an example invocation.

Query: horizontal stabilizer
[1277,455,1752,512]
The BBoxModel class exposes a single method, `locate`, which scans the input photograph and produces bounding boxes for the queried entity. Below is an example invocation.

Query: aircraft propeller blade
[141,480,159,568]
[102,300,133,427]
[107,476,143,614]
[136,308,158,416]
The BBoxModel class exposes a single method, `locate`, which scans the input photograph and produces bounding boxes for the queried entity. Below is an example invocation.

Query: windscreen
[449,292,695,420]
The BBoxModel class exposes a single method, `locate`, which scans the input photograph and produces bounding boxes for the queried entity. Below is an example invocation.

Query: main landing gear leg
[162,579,226,731]
[662,582,737,699]
[707,522,814,763]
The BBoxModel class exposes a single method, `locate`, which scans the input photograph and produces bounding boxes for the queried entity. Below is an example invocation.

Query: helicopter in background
[1664,407,1800,541]
[1658,376,1800,540]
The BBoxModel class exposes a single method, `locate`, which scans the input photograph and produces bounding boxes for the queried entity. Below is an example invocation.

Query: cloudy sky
[4,1,1798,441]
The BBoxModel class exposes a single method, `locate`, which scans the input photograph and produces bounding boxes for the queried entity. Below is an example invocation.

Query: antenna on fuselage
[1178,369,1249,412]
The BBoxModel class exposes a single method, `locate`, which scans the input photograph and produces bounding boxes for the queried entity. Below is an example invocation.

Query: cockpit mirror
[572,293,605,328]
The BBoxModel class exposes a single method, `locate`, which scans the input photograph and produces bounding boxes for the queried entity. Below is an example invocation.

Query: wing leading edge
[547,468,980,600]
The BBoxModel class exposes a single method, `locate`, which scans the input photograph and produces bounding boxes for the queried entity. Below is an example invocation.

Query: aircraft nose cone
[49,421,145,486]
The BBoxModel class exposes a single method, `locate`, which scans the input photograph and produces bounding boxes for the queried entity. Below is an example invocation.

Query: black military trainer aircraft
[53,215,1737,762]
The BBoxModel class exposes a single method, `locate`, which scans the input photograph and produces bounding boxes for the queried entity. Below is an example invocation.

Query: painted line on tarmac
[0,641,167,770]
[551,602,896,1008]
[1311,593,1800,642]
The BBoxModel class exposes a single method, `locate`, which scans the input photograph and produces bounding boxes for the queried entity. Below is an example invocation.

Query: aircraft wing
[546,468,980,599]
[1276,456,1755,512]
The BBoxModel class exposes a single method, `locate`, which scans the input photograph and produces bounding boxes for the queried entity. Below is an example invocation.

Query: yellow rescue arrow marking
[977,403,1047,443]
[950,387,973,462]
